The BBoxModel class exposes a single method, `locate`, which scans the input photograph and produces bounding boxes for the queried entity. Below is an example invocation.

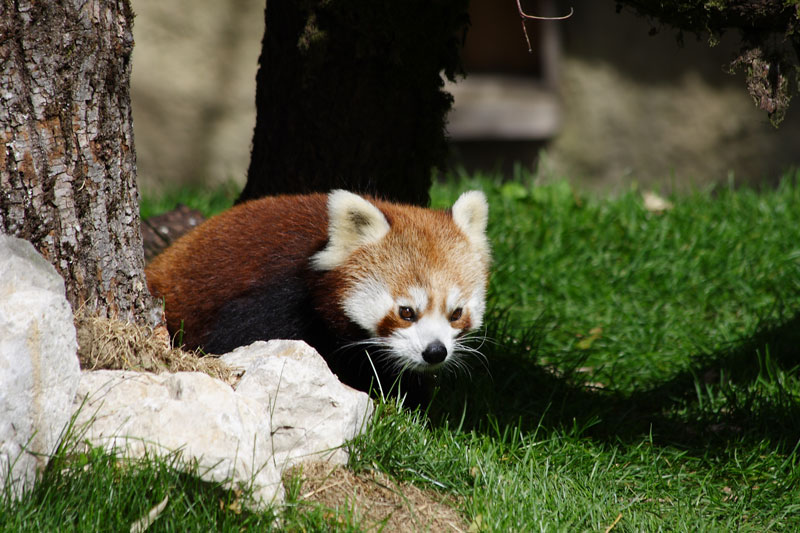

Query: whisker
[450,342,491,379]
[323,322,495,392]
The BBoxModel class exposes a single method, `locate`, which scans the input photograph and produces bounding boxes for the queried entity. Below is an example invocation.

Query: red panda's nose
[422,341,447,364]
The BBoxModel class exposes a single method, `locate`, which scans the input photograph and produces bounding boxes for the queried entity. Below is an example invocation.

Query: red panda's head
[312,190,490,373]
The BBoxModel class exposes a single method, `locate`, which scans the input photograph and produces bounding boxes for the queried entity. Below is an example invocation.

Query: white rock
[223,340,375,468]
[73,369,284,507]
[73,340,374,510]
[0,235,81,498]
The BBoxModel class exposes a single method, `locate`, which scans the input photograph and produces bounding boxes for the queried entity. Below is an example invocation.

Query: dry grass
[74,311,234,385]
[288,462,468,532]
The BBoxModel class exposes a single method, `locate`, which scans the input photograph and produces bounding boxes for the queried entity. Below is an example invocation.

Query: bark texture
[0,0,161,326]
[239,0,470,206]
[615,0,800,125]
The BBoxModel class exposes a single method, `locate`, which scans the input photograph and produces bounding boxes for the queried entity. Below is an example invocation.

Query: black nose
[422,341,447,364]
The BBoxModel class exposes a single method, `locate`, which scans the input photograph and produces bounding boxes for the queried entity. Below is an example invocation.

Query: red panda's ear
[452,190,490,256]
[311,190,390,271]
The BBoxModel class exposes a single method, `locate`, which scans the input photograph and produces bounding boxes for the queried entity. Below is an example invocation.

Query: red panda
[145,190,490,403]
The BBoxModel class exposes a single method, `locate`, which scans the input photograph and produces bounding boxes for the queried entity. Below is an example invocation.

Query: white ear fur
[311,190,390,271]
[452,190,489,250]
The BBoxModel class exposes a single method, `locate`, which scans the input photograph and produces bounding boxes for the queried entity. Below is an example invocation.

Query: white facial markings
[316,189,490,373]
[388,314,457,368]
[396,286,428,316]
[344,277,487,369]
[467,287,486,329]
[408,286,429,314]
[383,283,488,368]
[446,286,462,316]
[342,277,394,335]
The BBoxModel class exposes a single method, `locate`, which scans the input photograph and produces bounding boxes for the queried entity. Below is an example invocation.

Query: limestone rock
[73,340,374,509]
[222,340,375,467]
[73,369,284,507]
[0,235,81,497]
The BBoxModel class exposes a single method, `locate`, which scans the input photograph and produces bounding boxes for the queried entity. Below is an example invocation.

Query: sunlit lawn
[4,170,799,531]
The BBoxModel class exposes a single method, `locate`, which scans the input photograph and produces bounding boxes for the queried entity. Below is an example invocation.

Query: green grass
[1,444,279,531]
[5,170,800,530]
[138,180,239,220]
[432,170,800,392]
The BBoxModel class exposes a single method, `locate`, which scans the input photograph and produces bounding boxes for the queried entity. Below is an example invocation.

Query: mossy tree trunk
[239,0,470,206]
[0,0,162,326]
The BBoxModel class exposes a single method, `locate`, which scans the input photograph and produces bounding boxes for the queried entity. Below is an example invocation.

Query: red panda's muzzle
[421,340,448,364]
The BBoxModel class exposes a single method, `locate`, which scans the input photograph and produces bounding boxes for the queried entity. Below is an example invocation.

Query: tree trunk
[239,0,470,206]
[0,0,162,326]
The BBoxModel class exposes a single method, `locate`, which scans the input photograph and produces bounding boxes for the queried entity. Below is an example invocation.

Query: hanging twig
[516,1,574,53]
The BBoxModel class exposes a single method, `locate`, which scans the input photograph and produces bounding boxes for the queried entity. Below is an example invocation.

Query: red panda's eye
[449,308,463,322]
[398,306,416,321]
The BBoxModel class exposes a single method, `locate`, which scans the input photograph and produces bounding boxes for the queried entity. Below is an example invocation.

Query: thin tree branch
[516,1,574,52]
[517,1,574,21]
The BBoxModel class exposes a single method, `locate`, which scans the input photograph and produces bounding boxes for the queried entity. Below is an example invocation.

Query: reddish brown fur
[146,194,330,349]
[146,193,488,355]
[333,202,487,326]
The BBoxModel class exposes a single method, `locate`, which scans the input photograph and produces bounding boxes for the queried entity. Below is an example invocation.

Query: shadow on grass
[5,444,275,530]
[430,309,800,454]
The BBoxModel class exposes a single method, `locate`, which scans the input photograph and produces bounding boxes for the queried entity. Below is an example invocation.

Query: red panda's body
[146,190,490,403]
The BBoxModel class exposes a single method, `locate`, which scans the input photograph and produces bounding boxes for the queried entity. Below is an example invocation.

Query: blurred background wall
[130,0,800,193]
[130,0,263,191]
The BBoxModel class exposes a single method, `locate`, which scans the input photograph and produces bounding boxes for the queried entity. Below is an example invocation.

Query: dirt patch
[74,310,234,384]
[141,204,205,262]
[287,462,469,532]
